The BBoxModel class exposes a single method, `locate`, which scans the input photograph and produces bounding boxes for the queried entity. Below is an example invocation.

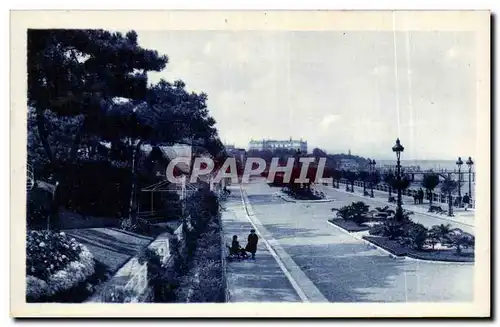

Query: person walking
[462,193,470,211]
[245,229,259,259]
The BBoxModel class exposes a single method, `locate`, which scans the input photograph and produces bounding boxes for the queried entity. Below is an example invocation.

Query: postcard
[10,10,490,318]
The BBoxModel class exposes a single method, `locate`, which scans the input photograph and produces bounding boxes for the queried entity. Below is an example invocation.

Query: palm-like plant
[429,223,452,246]
[440,178,459,217]
[422,173,440,207]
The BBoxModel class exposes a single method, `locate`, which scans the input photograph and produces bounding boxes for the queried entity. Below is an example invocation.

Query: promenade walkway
[220,186,301,302]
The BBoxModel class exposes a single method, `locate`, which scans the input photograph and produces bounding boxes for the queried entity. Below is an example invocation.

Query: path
[239,178,473,302]
[221,187,302,302]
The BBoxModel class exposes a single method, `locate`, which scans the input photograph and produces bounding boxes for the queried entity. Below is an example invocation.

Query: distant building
[248,137,308,153]
[339,158,360,170]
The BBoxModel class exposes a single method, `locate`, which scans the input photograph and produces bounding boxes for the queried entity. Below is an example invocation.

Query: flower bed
[26,230,95,301]
[363,236,474,262]
[281,187,325,201]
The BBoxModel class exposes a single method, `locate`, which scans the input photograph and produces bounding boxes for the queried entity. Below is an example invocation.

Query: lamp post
[392,138,404,221]
[466,156,474,200]
[456,156,463,207]
[368,159,376,198]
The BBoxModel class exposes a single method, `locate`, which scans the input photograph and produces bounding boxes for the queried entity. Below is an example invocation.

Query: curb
[276,193,333,203]
[325,220,399,259]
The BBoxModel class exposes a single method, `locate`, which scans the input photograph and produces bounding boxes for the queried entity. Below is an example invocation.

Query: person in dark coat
[245,229,259,259]
[462,193,470,211]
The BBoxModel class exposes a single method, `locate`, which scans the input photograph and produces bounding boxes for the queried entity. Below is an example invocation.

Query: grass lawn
[64,227,155,274]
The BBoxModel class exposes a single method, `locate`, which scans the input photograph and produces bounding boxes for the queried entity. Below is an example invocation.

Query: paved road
[238,178,473,302]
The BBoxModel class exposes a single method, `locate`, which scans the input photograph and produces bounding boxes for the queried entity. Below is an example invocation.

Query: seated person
[230,235,248,257]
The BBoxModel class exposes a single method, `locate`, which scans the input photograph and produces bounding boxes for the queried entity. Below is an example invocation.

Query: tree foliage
[26,29,224,224]
[27,29,168,166]
[440,178,458,195]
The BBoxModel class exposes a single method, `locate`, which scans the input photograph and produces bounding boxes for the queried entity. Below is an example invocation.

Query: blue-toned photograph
[22,14,486,309]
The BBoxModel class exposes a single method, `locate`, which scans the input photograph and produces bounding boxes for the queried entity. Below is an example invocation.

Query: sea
[376,160,464,172]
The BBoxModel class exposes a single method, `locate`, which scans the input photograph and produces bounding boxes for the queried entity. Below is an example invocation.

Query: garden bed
[363,236,474,262]
[281,188,325,201]
[328,219,371,232]
[26,230,102,302]
[174,226,225,302]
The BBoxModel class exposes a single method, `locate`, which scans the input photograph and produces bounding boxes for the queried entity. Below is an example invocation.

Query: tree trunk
[128,139,144,223]
[36,109,62,230]
[35,109,54,165]
[448,193,453,216]
[429,189,433,206]
[388,186,392,199]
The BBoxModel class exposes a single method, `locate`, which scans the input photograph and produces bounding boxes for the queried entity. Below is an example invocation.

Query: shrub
[336,201,369,225]
[350,201,369,225]
[382,219,406,240]
[448,229,475,254]
[426,233,440,250]
[120,217,139,233]
[407,223,429,250]
[26,230,82,280]
[368,224,385,236]
[336,206,352,220]
[26,230,95,301]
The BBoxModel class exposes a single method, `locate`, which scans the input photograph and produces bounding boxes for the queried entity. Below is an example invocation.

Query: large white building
[248,138,308,153]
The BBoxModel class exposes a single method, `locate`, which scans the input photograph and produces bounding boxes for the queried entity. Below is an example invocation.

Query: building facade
[248,138,308,153]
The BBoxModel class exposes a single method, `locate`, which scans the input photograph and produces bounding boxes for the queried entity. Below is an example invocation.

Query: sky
[130,30,477,160]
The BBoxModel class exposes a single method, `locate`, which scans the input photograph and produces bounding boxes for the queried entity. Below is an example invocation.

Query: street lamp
[368,159,376,198]
[456,156,463,206]
[466,156,474,200]
[392,138,404,221]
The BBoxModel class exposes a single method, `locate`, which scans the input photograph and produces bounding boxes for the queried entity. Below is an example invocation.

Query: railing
[331,179,474,209]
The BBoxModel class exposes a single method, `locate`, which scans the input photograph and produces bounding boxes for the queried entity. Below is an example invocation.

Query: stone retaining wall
[87,224,183,303]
